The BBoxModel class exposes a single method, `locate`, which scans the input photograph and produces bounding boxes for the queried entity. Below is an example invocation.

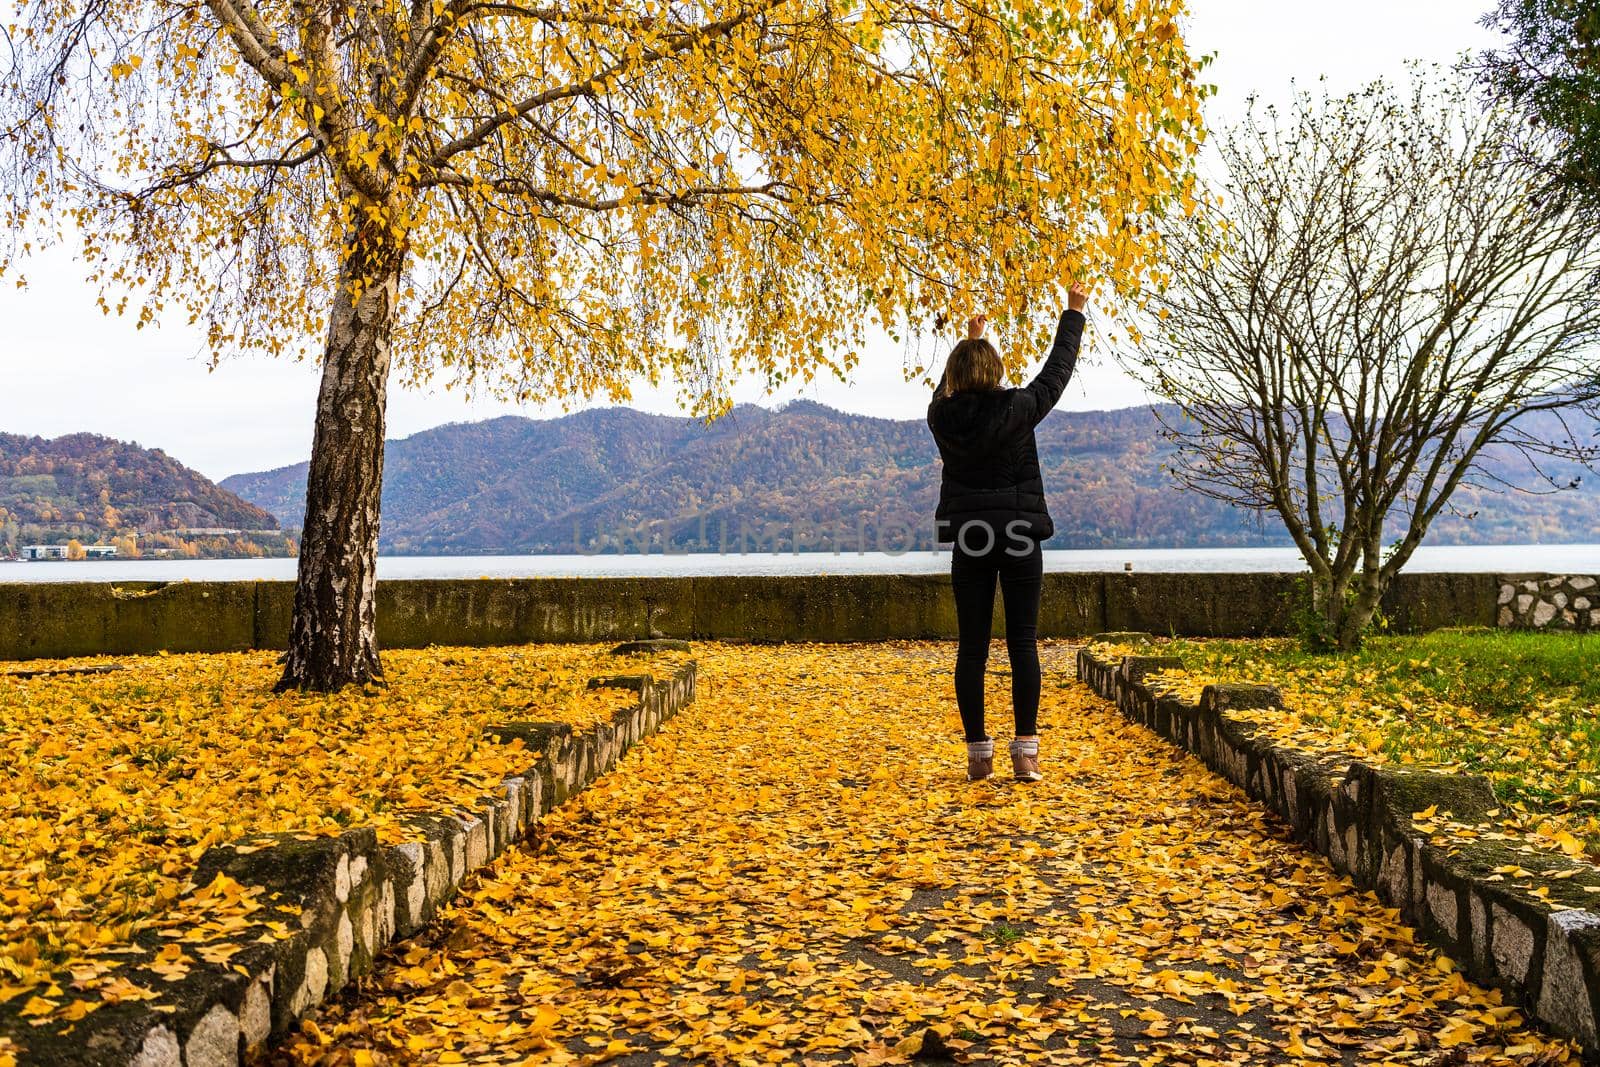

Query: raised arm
[1021,282,1089,425]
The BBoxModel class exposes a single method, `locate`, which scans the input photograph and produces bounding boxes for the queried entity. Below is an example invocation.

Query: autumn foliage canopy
[2,0,1207,404]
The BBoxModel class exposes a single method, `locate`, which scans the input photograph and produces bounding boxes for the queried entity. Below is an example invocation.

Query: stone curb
[3,660,697,1067]
[1077,642,1600,1055]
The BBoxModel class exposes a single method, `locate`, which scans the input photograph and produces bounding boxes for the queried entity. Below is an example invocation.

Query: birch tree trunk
[277,224,403,691]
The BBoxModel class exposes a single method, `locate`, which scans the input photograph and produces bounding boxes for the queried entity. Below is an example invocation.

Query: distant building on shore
[20,544,119,560]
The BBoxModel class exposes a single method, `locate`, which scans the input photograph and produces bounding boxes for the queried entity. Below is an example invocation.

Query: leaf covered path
[277,642,1576,1065]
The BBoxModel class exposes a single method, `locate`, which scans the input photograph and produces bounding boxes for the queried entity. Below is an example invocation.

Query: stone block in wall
[1075,648,1118,700]
[1103,572,1298,637]
[1039,573,1107,636]
[1491,899,1538,988]
[10,938,280,1067]
[1151,694,1187,743]
[476,793,510,859]
[0,581,260,660]
[489,721,573,752]
[1367,763,1498,827]
[1462,842,1600,1040]
[1538,911,1600,1048]
[1199,683,1283,716]
[387,842,426,935]
[1191,684,1276,781]
[587,674,650,691]
[1123,683,1156,731]
[1383,572,1499,632]
[190,829,380,1036]
[252,582,294,651]
[689,574,949,641]
[1118,655,1182,687]
[1353,762,1500,925]
[461,813,489,870]
[377,577,694,648]
[547,741,576,808]
[581,735,599,784]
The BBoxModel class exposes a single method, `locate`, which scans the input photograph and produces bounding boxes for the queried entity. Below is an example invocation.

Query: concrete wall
[0,570,1531,662]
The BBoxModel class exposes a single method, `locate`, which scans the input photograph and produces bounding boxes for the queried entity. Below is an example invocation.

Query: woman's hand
[1068,281,1089,314]
[966,314,988,340]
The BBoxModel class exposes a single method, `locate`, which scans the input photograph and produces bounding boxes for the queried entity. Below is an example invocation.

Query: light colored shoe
[1010,738,1043,783]
[966,739,995,781]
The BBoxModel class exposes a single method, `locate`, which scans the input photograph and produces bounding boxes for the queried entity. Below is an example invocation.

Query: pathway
[271,642,1577,1065]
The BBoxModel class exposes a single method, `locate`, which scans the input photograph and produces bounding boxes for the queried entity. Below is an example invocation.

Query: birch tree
[2,0,1208,688]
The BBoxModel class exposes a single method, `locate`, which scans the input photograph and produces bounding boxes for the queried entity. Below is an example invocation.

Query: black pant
[950,534,1043,743]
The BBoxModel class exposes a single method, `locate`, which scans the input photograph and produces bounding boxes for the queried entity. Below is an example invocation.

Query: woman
[927,282,1088,782]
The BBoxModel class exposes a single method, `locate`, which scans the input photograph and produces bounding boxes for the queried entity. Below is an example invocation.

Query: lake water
[0,544,1593,583]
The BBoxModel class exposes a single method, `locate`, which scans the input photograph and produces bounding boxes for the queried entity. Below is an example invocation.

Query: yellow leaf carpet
[1,645,684,1016]
[274,642,1576,1065]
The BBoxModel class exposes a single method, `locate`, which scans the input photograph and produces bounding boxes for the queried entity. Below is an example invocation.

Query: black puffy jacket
[927,309,1085,546]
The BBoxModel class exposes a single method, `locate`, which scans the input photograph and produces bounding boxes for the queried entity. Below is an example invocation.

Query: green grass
[1189,628,1600,716]
[984,922,1026,946]
[1119,628,1600,846]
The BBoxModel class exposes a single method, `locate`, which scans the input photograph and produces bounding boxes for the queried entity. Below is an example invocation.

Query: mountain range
[221,402,1600,555]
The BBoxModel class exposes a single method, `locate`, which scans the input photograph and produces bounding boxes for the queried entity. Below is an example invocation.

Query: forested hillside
[225,403,1600,555]
[0,433,291,558]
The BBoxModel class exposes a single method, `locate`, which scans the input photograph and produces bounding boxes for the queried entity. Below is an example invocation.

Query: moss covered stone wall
[0,571,1506,661]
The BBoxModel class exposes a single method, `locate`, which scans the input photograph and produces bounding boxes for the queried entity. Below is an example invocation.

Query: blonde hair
[942,338,1003,397]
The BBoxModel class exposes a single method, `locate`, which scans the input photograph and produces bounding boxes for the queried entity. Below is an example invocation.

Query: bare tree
[1121,70,1600,649]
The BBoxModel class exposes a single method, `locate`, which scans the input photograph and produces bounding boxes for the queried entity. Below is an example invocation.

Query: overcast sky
[0,2,1503,481]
